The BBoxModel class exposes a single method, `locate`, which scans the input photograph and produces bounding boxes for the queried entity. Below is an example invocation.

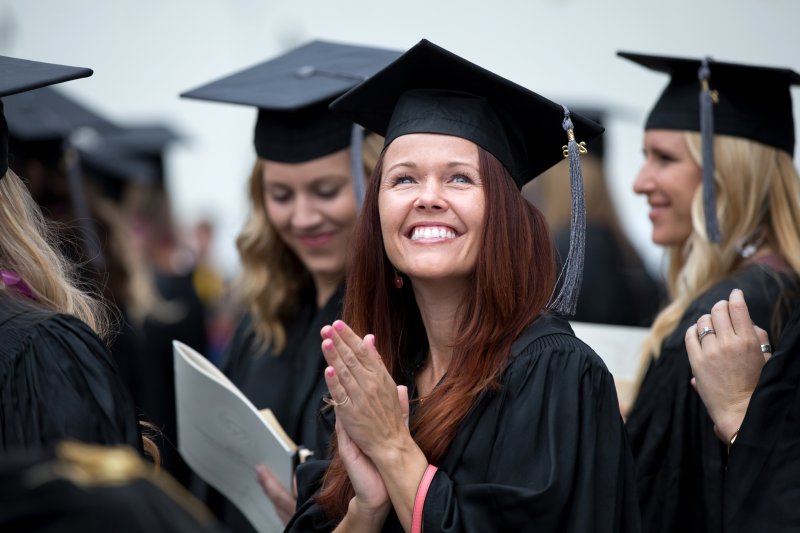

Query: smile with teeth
[410,226,458,241]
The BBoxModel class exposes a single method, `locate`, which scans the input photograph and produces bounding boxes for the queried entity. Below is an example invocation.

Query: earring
[393,269,404,289]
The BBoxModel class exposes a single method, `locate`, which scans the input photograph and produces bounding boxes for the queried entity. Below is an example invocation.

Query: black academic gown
[286,314,642,533]
[723,303,800,533]
[0,295,142,453]
[206,284,343,532]
[626,263,799,533]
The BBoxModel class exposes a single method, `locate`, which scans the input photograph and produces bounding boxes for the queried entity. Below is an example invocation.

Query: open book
[568,321,650,413]
[173,340,296,533]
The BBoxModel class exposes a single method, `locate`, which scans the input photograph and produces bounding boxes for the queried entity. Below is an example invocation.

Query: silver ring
[323,395,350,408]
[698,326,716,343]
[761,343,772,354]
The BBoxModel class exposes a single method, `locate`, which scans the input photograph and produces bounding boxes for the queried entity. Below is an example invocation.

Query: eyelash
[388,174,475,186]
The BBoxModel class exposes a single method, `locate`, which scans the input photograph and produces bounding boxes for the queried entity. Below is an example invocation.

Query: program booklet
[173,340,296,533]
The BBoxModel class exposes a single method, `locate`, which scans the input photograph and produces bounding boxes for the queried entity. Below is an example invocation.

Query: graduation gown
[206,284,343,532]
[626,263,799,533]
[287,314,642,533]
[723,303,800,533]
[0,295,142,453]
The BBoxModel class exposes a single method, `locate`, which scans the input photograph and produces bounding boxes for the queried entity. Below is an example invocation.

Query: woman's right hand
[335,384,409,521]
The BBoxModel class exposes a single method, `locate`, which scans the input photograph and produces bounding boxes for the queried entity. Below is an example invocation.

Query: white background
[2,0,798,277]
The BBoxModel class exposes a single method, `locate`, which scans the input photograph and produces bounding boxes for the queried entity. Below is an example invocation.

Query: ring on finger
[698,326,716,343]
[761,343,772,354]
[323,395,350,407]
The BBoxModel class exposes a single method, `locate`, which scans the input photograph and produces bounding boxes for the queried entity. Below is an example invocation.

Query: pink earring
[393,270,404,289]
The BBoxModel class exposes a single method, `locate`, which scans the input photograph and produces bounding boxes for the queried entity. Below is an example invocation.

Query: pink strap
[411,464,438,533]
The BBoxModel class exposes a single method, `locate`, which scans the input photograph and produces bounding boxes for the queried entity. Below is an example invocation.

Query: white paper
[569,321,650,409]
[173,340,295,533]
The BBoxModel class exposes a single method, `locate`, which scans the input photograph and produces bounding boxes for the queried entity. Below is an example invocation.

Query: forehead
[383,133,479,167]
[262,148,352,186]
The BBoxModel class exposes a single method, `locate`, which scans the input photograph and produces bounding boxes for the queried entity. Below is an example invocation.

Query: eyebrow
[384,160,478,173]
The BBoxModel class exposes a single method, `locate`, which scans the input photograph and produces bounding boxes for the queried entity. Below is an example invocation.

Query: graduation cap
[0,442,223,532]
[618,51,800,242]
[330,39,604,315]
[75,124,182,200]
[0,55,93,176]
[181,40,401,207]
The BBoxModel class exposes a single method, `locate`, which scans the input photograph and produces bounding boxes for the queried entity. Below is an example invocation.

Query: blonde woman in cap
[619,52,800,533]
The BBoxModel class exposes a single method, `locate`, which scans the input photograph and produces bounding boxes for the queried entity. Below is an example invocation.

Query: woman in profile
[618,52,800,533]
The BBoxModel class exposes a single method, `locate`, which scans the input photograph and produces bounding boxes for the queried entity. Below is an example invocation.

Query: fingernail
[333,320,345,332]
[365,334,375,346]
[731,288,743,298]
[321,326,333,339]
[323,339,334,351]
[325,366,335,377]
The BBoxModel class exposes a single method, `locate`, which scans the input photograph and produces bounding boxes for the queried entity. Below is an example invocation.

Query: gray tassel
[350,123,365,211]
[698,57,721,243]
[63,141,106,270]
[548,106,586,316]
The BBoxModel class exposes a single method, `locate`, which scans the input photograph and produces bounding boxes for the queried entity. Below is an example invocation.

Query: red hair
[316,146,556,518]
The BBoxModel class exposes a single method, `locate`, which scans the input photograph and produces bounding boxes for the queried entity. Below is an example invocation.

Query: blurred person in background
[180,40,400,529]
[0,54,142,455]
[618,52,800,533]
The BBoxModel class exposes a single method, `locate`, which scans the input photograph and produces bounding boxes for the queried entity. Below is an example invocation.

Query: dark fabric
[287,314,641,532]
[329,39,604,188]
[0,295,142,453]
[203,284,343,533]
[617,52,800,155]
[555,225,664,326]
[138,270,209,488]
[723,303,800,533]
[626,263,799,533]
[0,447,226,532]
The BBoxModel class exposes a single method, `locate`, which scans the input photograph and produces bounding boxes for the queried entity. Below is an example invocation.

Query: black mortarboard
[330,39,604,188]
[76,124,182,199]
[180,40,400,163]
[331,39,604,316]
[618,51,800,242]
[0,442,223,532]
[0,55,93,176]
[618,52,800,155]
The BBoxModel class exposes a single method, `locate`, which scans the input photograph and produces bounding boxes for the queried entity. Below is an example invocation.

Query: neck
[312,272,343,309]
[411,277,469,392]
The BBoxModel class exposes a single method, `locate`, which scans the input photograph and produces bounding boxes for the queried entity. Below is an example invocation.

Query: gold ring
[323,395,350,407]
[698,326,716,343]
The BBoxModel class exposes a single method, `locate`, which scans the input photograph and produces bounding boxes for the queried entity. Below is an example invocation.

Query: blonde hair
[640,132,800,364]
[235,134,384,353]
[0,169,110,338]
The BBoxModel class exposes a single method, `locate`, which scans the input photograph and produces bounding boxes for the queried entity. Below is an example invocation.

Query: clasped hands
[320,320,413,517]
[685,288,772,444]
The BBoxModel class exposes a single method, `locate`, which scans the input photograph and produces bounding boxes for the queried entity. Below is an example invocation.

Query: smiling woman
[619,51,800,533]
[179,40,400,531]
[285,39,640,533]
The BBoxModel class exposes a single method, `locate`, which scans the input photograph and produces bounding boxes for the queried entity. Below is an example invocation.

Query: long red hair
[316,145,556,518]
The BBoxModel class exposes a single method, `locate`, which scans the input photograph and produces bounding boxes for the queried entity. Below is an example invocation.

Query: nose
[413,179,447,211]
[633,161,654,196]
[291,193,323,230]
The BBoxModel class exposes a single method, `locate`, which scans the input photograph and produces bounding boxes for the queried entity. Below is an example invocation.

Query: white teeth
[411,226,457,241]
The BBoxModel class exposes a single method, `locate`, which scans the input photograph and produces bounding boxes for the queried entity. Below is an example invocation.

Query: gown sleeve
[0,312,142,452]
[419,335,640,533]
[287,330,641,533]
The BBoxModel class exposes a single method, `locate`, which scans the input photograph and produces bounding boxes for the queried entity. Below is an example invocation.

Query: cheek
[264,200,290,230]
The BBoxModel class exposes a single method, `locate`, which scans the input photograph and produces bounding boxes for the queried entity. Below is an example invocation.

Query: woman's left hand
[685,288,771,443]
[255,465,296,525]
[321,320,410,460]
